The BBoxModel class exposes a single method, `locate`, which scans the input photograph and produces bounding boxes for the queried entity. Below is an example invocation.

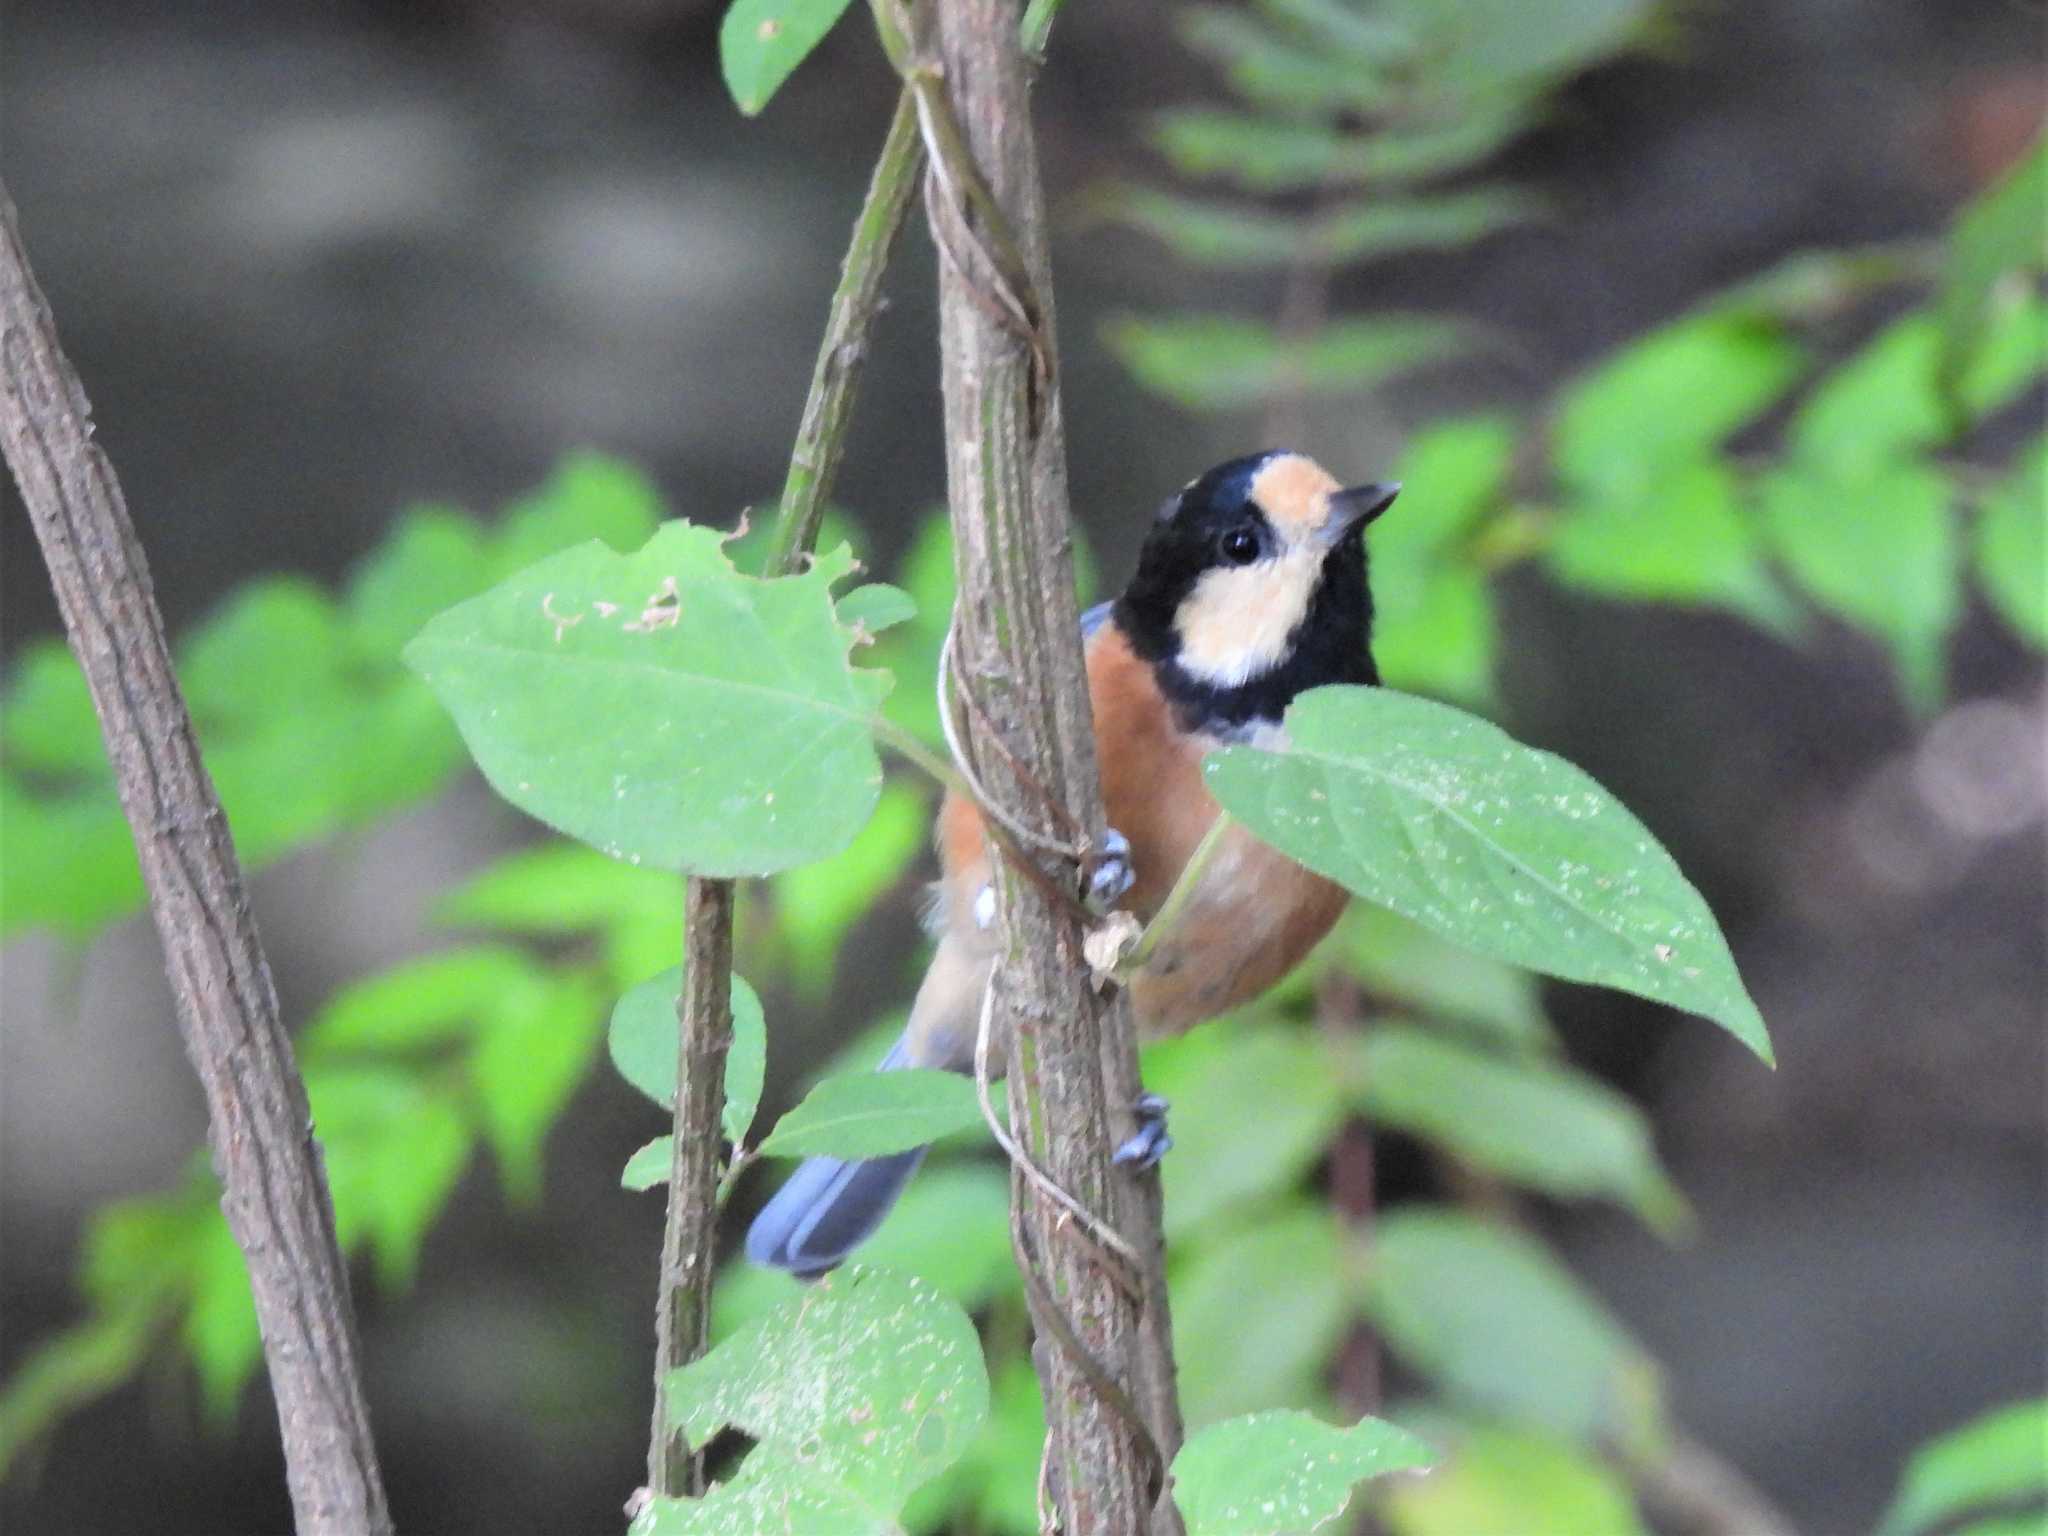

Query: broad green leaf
[718,0,858,116]
[1976,437,2047,645]
[1100,185,1542,269]
[1105,314,1481,411]
[755,1069,983,1160]
[180,579,349,726]
[1546,458,1788,625]
[1172,1206,1350,1427]
[1172,1410,1434,1536]
[633,1460,886,1536]
[1354,1027,1688,1232]
[1144,1023,1352,1237]
[0,776,140,937]
[771,779,927,996]
[405,521,889,876]
[1341,906,1554,1053]
[491,451,666,576]
[470,970,605,1200]
[1366,1209,1661,1446]
[1760,458,1959,711]
[438,840,680,934]
[1936,134,2046,401]
[1382,1421,1647,1536]
[666,1265,989,1513]
[622,1137,672,1192]
[837,582,917,637]
[1382,417,1518,563]
[2,640,104,779]
[344,505,491,661]
[607,965,767,1146]
[1554,314,1807,498]
[313,1066,476,1288]
[303,945,546,1055]
[1205,687,1772,1062]
[1878,1399,2048,1536]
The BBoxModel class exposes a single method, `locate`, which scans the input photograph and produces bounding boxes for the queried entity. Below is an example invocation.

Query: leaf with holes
[608,965,766,1145]
[1204,687,1771,1062]
[1172,1410,1435,1536]
[405,521,889,876]
[755,1069,984,1160]
[662,1266,989,1519]
[719,0,858,116]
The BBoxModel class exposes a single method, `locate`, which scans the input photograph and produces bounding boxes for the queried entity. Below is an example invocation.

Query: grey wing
[1080,600,1115,641]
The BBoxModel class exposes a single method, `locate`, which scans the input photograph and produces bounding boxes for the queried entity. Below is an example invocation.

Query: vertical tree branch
[0,184,393,1536]
[919,2,1183,1529]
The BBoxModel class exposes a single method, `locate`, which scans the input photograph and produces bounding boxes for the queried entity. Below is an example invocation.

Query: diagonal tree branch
[0,183,393,1536]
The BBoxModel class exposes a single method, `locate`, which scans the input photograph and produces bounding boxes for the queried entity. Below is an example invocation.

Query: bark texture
[0,183,392,1536]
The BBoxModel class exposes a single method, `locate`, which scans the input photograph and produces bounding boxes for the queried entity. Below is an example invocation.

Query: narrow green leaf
[1177,6,1390,113]
[1976,436,2047,646]
[1382,1421,1649,1536]
[607,965,767,1146]
[1172,1206,1350,1426]
[1936,133,2046,401]
[1151,102,1533,191]
[666,1265,990,1512]
[1101,185,1542,269]
[1879,1399,2048,1536]
[1366,1209,1662,1446]
[0,1306,161,1481]
[180,1216,262,1426]
[1173,1410,1434,1536]
[622,1136,671,1192]
[1104,313,1482,411]
[718,0,858,116]
[1205,687,1772,1062]
[755,1069,983,1160]
[1355,1027,1689,1233]
[404,521,889,876]
[1760,458,1960,711]
[1554,313,1807,497]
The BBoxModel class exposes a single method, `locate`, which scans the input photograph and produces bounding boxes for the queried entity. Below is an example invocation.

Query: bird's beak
[1318,481,1400,545]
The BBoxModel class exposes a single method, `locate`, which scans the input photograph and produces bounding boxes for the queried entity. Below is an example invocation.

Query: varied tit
[748,452,1398,1275]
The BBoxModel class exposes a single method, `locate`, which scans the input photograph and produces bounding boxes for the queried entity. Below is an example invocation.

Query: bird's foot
[1085,827,1135,914]
[1112,1091,1172,1169]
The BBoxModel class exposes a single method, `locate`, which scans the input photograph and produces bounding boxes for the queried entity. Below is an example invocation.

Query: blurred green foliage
[3,1,2041,1527]
[1877,1398,2048,1536]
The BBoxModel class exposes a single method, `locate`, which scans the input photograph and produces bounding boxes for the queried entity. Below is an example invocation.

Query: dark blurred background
[2,1,2042,1532]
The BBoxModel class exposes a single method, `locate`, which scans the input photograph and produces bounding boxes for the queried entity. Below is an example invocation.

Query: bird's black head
[1112,451,1398,736]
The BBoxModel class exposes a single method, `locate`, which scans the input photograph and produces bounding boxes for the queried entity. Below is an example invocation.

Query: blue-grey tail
[744,1033,931,1277]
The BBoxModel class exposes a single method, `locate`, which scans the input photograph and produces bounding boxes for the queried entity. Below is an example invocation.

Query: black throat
[1113,528,1379,739]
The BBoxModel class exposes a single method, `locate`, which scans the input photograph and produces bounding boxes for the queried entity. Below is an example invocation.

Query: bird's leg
[1112,1091,1172,1169]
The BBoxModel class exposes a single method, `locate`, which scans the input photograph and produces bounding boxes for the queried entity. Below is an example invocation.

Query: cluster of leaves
[1093,0,1664,412]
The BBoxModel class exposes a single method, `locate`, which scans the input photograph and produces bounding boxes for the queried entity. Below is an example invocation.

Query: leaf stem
[1116,812,1231,977]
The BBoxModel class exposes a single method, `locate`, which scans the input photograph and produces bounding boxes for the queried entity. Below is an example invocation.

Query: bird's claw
[1086,827,1135,914]
[1112,1091,1172,1169]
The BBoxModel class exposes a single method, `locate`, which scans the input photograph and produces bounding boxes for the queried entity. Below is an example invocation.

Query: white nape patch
[1173,545,1320,688]
[973,884,996,930]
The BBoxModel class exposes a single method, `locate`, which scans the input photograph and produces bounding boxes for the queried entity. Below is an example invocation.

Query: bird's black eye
[1219,526,1261,565]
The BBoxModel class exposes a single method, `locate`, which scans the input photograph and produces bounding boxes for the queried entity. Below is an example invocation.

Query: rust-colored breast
[934,622,1348,1037]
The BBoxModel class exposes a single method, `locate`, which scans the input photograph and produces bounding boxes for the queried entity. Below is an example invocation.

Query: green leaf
[1144,1023,1352,1238]
[303,945,546,1055]
[1177,7,1390,113]
[180,579,349,727]
[1205,687,1772,1062]
[1150,102,1533,191]
[344,505,492,661]
[1383,417,1519,563]
[633,1455,891,1536]
[1341,905,1554,1053]
[1355,1027,1688,1232]
[1554,313,1807,498]
[0,776,141,938]
[1382,1421,1648,1536]
[405,521,889,876]
[666,1265,990,1513]
[1936,134,2046,401]
[1878,1399,2048,1536]
[1172,1410,1435,1536]
[1100,185,1543,269]
[1976,437,2047,646]
[837,582,917,637]
[491,452,667,576]
[180,1214,262,1425]
[470,970,606,1200]
[0,1306,161,1481]
[771,779,927,996]
[1104,314,1482,411]
[755,1069,983,1160]
[1366,1209,1661,1446]
[607,965,767,1146]
[2,640,104,779]
[1172,1206,1350,1426]
[1760,458,1959,711]
[622,1136,672,1192]
[718,0,857,116]
[1546,458,1787,624]
[312,1066,476,1287]
[1372,563,1499,707]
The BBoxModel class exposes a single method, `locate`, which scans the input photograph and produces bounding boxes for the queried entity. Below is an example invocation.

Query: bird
[746,451,1398,1275]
